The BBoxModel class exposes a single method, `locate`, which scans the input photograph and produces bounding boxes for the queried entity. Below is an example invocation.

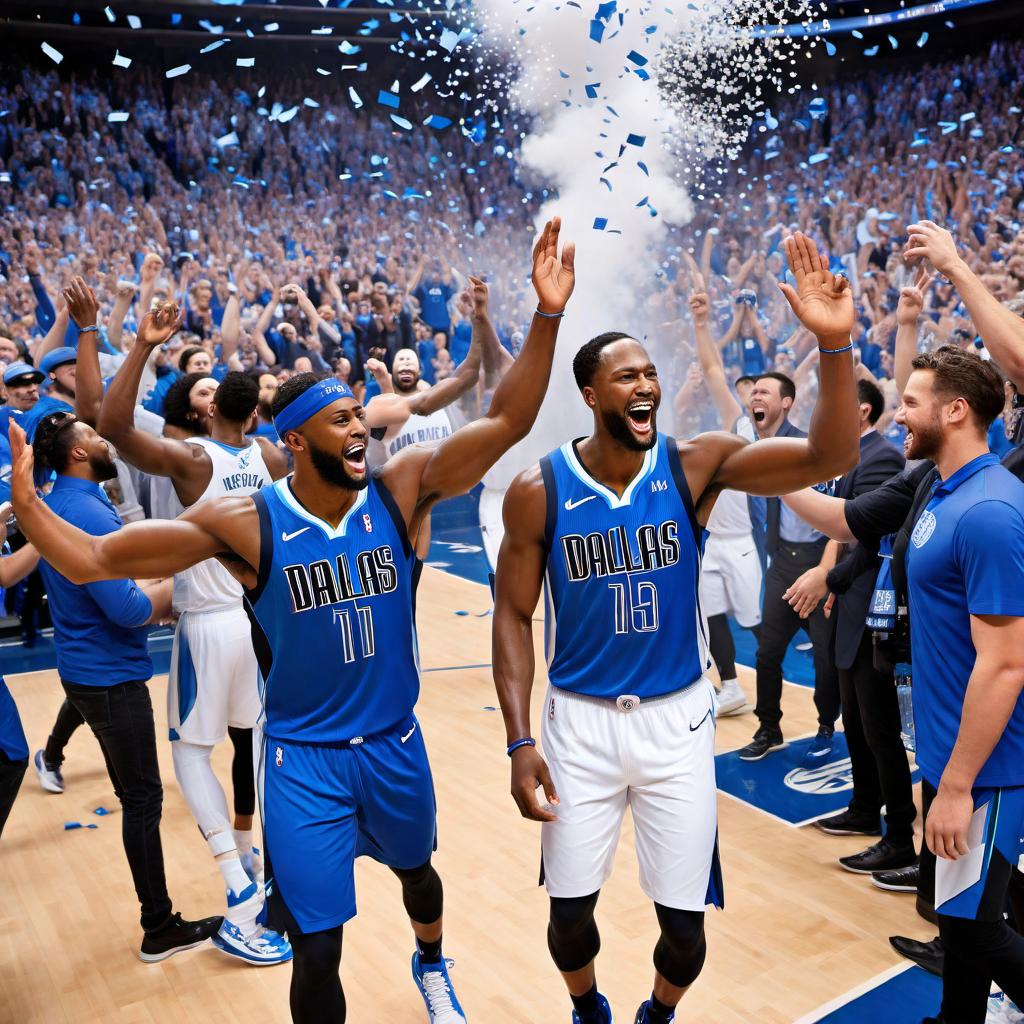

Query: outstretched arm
[390,217,575,505]
[107,280,137,352]
[894,266,933,394]
[689,273,742,430]
[96,298,210,499]
[8,421,256,584]
[492,469,559,823]
[704,233,859,496]
[906,221,1024,387]
[63,278,104,428]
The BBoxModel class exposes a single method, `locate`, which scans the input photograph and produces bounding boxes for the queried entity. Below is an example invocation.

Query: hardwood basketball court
[0,567,931,1023]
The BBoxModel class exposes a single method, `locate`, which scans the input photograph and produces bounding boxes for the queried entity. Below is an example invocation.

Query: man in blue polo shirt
[895,347,1024,1024]
[29,411,222,962]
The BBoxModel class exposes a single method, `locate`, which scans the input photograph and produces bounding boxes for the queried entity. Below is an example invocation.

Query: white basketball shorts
[699,533,763,628]
[167,606,261,745]
[540,678,723,911]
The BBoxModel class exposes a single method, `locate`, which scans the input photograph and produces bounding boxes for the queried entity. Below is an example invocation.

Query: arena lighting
[753,0,1001,37]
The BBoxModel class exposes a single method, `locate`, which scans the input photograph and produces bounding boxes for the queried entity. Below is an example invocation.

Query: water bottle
[895,663,915,753]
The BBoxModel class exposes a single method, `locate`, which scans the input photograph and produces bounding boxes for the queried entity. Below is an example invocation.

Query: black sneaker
[738,729,786,762]
[839,839,917,874]
[139,912,223,963]
[871,862,920,893]
[889,935,943,977]
[814,809,882,836]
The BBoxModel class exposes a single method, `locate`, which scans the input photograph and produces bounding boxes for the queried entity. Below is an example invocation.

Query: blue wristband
[506,737,537,757]
[78,325,99,335]
[535,306,565,319]
[819,342,853,355]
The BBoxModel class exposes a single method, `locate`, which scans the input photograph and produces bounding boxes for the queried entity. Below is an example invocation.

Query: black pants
[754,544,840,733]
[0,750,27,838]
[43,698,85,767]
[839,633,915,844]
[62,679,173,932]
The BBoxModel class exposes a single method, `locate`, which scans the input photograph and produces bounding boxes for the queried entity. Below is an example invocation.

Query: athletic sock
[646,993,676,1024]
[218,854,261,933]
[416,935,443,965]
[233,828,254,855]
[570,984,600,1020]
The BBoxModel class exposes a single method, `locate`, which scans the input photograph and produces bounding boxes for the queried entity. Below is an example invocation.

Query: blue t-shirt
[414,280,454,332]
[906,453,1024,788]
[450,321,472,367]
[0,675,28,762]
[40,476,154,686]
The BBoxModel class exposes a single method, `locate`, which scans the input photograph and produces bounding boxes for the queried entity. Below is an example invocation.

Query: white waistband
[548,678,707,713]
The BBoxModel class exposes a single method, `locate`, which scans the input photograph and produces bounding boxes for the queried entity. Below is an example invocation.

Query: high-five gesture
[62,276,100,329]
[137,301,183,349]
[778,233,854,347]
[531,216,575,316]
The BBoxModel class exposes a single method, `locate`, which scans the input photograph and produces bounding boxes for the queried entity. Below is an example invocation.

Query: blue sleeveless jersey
[245,476,422,744]
[541,434,709,699]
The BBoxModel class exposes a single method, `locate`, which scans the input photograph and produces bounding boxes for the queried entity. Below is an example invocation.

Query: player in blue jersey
[8,218,576,1024]
[493,233,861,1024]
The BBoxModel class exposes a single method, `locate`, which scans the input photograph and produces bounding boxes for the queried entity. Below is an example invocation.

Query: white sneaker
[715,680,748,717]
[987,994,1024,1023]
[33,750,64,793]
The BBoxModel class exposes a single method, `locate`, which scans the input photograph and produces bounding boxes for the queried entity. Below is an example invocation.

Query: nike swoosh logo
[564,495,597,511]
[281,527,310,542]
[401,724,417,744]
[689,707,714,732]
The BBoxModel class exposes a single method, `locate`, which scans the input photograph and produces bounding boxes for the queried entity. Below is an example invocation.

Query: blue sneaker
[801,728,835,766]
[411,951,467,1023]
[634,1000,673,1024]
[573,992,613,1023]
[211,918,292,965]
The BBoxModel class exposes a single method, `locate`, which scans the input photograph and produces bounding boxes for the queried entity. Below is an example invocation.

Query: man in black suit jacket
[786,380,915,873]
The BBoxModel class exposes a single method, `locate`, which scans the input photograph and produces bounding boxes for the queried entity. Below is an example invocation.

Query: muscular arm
[492,470,558,822]
[74,324,105,428]
[97,312,211,502]
[779,488,857,542]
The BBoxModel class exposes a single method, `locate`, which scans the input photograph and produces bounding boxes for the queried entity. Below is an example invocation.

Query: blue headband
[274,379,355,436]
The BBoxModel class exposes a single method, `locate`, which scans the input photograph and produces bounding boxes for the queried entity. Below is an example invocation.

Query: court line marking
[791,962,914,1024]
[421,663,491,674]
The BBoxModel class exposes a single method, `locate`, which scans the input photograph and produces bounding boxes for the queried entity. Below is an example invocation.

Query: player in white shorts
[494,233,859,1024]
[97,322,292,966]
[688,275,764,717]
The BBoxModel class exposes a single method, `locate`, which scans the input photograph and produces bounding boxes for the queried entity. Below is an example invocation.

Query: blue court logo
[911,510,937,548]
[784,757,854,795]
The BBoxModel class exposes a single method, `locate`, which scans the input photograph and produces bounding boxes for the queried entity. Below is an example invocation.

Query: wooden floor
[0,567,933,1024]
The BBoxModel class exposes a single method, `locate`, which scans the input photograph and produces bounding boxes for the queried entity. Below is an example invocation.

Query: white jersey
[706,416,755,539]
[386,407,455,458]
[172,438,272,613]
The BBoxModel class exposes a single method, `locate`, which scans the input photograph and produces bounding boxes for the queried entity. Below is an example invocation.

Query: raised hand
[531,216,575,315]
[778,233,854,347]
[688,271,710,326]
[62,275,100,329]
[137,301,183,349]
[8,421,36,515]
[364,357,389,383]
[896,266,934,326]
[140,252,163,282]
[467,275,489,319]
[116,278,138,302]
[905,220,962,276]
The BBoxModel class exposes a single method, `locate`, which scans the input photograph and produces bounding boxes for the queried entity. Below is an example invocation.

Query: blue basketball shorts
[935,785,1024,921]
[259,714,437,934]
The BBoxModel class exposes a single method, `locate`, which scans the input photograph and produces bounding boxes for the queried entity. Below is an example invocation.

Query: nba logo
[549,697,555,720]
[363,513,373,533]
[275,746,284,767]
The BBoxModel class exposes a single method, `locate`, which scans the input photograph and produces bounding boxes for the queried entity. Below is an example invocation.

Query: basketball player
[9,218,576,1023]
[491,233,859,1024]
[74,275,292,966]
[688,273,762,716]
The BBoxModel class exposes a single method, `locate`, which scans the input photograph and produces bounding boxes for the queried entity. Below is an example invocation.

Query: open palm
[531,216,575,315]
[778,233,854,345]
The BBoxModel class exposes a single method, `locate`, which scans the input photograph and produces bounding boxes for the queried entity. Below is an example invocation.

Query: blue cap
[40,347,78,375]
[3,362,45,386]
